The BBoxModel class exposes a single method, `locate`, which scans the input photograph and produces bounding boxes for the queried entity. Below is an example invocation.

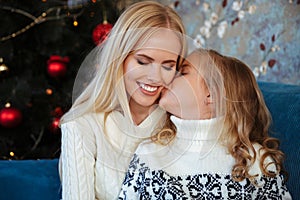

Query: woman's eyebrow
[135,54,154,61]
[162,60,176,64]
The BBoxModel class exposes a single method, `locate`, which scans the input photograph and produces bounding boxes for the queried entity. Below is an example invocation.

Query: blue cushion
[0,159,61,200]
[259,81,300,199]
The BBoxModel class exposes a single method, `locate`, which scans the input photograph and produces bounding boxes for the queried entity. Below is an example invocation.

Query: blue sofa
[0,81,299,200]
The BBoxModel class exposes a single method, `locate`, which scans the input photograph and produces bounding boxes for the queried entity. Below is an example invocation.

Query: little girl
[118,49,292,199]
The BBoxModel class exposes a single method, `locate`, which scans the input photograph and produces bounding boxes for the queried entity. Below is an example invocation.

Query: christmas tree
[0,0,129,160]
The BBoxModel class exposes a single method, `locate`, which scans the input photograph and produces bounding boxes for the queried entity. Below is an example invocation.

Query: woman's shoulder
[60,112,106,135]
[63,112,105,125]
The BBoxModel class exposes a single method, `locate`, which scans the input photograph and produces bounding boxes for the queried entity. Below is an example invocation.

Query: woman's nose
[147,63,162,83]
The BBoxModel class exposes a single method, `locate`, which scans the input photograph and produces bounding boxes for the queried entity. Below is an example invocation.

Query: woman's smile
[137,82,160,95]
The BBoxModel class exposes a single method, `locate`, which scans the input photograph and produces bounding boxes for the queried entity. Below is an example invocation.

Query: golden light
[0,63,8,72]
[10,152,15,157]
[73,20,78,27]
[5,102,11,108]
[46,88,53,95]
[0,58,9,72]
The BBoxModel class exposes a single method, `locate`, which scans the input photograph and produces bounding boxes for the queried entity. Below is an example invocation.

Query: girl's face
[159,52,212,120]
[123,29,181,111]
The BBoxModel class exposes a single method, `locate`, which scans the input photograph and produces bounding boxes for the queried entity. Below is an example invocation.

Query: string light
[10,152,15,157]
[73,19,79,26]
[0,58,9,72]
[5,102,11,108]
[0,4,84,42]
[46,88,53,95]
[0,63,8,72]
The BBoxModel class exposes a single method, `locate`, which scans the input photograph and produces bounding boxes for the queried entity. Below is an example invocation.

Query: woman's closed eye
[137,59,174,71]
[162,63,175,71]
[137,58,150,65]
[134,54,152,65]
[135,54,176,71]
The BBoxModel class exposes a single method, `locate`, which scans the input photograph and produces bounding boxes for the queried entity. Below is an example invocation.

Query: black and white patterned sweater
[119,116,292,200]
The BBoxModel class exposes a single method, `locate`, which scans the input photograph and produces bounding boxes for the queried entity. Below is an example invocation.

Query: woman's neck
[129,102,157,125]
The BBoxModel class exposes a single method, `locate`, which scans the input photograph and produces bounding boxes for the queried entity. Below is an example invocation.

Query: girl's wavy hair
[152,48,287,183]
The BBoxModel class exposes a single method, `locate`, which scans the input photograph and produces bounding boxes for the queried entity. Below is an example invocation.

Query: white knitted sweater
[60,107,165,200]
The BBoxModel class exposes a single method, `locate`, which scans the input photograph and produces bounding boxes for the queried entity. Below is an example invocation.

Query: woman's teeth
[139,83,158,92]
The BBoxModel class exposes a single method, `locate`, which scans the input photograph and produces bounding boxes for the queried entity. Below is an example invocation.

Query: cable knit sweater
[119,116,292,199]
[60,107,165,200]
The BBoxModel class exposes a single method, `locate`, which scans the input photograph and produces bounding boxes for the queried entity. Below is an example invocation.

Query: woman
[119,49,292,199]
[59,1,186,199]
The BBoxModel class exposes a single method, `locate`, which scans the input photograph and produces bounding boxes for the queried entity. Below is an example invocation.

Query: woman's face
[123,29,181,110]
[159,52,212,120]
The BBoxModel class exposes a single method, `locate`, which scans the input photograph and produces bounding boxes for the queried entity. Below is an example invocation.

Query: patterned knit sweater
[119,116,292,200]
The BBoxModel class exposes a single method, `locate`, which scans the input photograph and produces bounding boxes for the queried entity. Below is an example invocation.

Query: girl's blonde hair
[207,49,285,182]
[154,48,286,182]
[60,1,186,124]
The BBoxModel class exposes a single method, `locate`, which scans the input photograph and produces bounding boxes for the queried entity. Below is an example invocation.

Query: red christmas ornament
[51,107,64,118]
[47,55,70,78]
[50,117,61,133]
[0,107,23,128]
[92,21,113,45]
[49,106,64,133]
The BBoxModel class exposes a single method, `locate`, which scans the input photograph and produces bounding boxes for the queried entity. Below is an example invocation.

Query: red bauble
[0,107,23,128]
[51,107,64,118]
[47,55,70,78]
[92,21,113,45]
[50,117,61,133]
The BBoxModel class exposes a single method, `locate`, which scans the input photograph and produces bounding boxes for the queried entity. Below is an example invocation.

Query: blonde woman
[59,1,186,199]
[119,49,291,199]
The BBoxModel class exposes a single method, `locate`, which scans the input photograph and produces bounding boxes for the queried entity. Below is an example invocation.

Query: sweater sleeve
[118,154,143,200]
[250,144,292,199]
[60,117,97,200]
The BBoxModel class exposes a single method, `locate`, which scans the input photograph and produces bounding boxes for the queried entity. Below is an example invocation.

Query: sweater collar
[171,115,225,142]
[110,106,166,139]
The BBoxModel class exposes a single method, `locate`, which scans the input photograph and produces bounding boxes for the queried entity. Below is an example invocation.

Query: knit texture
[119,116,292,199]
[60,107,165,200]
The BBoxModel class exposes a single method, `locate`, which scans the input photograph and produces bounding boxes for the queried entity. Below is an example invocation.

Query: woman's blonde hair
[154,48,286,182]
[60,1,186,124]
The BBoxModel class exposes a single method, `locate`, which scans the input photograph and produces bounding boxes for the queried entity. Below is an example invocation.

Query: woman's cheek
[161,70,177,85]
[159,89,178,112]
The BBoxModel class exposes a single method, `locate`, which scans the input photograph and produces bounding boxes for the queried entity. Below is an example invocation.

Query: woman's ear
[205,93,214,105]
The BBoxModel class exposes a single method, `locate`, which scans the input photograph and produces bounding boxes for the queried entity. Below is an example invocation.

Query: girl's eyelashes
[180,64,190,75]
[179,71,189,76]
[180,72,188,76]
